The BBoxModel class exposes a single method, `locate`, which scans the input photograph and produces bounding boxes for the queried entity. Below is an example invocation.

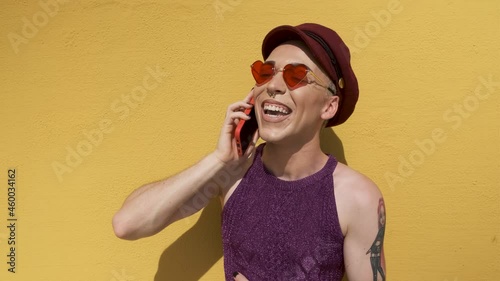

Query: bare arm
[113,153,227,240]
[343,177,386,281]
[112,90,257,240]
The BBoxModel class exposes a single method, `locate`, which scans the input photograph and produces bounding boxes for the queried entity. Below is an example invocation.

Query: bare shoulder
[334,162,383,201]
[333,162,384,235]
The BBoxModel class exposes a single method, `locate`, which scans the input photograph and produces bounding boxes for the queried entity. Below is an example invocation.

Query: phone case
[235,97,257,156]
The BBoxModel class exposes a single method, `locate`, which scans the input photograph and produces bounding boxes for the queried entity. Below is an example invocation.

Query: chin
[258,127,281,143]
[258,125,295,145]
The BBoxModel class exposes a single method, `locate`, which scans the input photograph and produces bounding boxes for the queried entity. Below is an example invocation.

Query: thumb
[233,271,249,281]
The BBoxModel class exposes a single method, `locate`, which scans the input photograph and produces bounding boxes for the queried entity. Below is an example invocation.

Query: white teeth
[263,104,290,114]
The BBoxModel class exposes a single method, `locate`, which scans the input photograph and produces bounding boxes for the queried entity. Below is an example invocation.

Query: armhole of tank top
[328,158,346,241]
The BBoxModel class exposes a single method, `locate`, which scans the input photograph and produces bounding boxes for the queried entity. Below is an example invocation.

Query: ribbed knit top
[222,143,345,280]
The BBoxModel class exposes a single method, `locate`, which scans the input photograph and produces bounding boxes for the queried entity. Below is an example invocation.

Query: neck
[261,135,329,181]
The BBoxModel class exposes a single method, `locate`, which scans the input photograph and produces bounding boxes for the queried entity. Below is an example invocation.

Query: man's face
[253,41,339,145]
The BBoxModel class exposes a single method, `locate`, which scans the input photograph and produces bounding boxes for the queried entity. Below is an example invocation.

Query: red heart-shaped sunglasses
[250,60,336,95]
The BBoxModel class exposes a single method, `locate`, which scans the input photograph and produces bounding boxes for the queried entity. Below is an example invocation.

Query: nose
[265,70,286,98]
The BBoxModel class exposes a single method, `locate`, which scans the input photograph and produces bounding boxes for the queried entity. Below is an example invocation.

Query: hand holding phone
[235,97,258,157]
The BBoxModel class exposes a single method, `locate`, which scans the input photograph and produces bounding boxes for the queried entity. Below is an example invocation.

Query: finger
[225,112,251,125]
[252,129,260,143]
[233,272,249,281]
[228,101,253,113]
[242,87,255,103]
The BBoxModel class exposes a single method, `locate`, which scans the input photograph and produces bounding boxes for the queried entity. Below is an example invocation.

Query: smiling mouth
[262,102,292,117]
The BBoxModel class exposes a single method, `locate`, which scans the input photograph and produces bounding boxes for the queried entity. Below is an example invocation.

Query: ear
[320,95,339,121]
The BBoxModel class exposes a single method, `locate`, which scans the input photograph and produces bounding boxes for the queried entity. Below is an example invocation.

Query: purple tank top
[222,143,345,281]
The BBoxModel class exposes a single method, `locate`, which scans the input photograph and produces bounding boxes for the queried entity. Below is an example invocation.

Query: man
[113,23,386,281]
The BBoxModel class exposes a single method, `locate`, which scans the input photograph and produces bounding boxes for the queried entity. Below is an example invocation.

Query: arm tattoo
[366,198,386,281]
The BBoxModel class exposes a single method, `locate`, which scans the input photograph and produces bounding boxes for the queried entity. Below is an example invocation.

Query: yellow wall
[0,0,499,280]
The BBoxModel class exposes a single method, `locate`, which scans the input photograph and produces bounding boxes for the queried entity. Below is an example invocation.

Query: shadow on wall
[321,128,348,165]
[154,130,347,280]
[154,198,223,281]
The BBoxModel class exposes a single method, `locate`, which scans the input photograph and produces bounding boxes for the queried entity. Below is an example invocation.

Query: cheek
[253,86,267,99]
[291,92,326,117]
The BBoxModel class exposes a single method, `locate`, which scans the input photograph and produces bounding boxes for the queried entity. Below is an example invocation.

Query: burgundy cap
[262,23,359,127]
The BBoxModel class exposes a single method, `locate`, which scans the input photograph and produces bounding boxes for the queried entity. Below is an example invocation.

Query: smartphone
[235,97,258,156]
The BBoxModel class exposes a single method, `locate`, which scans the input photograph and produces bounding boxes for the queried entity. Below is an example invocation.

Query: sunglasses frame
[251,60,336,95]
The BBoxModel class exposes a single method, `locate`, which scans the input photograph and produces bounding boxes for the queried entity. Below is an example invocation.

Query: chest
[222,180,344,280]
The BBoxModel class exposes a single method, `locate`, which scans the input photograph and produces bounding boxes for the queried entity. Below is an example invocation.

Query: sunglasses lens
[283,65,308,88]
[251,61,274,85]
[251,61,309,89]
